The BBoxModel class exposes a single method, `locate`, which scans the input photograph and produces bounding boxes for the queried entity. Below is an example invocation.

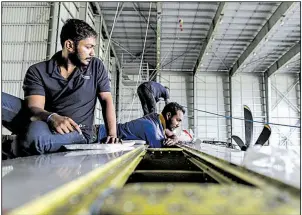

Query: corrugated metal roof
[99,1,300,75]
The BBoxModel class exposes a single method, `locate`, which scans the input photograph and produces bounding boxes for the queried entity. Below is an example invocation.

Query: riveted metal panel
[2,2,50,98]
[194,73,230,142]
[2,82,23,98]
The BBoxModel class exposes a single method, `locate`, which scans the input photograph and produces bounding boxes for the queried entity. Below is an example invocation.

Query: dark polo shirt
[22,51,111,141]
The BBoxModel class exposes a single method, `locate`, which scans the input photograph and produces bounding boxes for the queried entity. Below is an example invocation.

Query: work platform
[2,142,300,215]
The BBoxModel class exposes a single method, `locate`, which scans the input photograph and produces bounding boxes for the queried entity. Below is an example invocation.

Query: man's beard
[68,50,83,67]
[166,119,173,130]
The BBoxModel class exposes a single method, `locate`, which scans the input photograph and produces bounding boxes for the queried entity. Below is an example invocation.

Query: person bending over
[97,102,185,148]
[137,81,170,116]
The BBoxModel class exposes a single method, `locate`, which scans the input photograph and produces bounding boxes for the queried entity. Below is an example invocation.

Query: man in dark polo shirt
[2,19,118,156]
[137,81,170,116]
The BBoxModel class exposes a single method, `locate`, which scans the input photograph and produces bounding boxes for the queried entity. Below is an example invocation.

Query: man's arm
[25,95,81,134]
[164,128,179,146]
[98,92,118,143]
[25,95,50,121]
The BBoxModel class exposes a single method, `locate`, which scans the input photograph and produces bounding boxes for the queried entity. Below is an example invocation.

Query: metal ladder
[119,62,149,123]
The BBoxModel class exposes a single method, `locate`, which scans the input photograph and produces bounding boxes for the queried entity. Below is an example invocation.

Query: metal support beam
[132,2,157,34]
[271,84,300,113]
[129,41,156,63]
[150,68,193,72]
[272,79,300,111]
[111,39,136,58]
[155,2,162,82]
[264,73,272,125]
[79,2,89,22]
[46,2,60,59]
[117,63,122,122]
[297,73,301,112]
[93,3,123,120]
[193,76,197,136]
[94,3,121,71]
[264,73,271,145]
[193,2,225,76]
[228,75,233,143]
[279,120,300,146]
[230,2,294,76]
[94,13,102,59]
[104,3,124,63]
[266,42,300,77]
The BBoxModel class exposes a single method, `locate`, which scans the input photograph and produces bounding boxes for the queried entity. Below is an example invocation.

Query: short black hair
[162,102,185,116]
[60,19,97,47]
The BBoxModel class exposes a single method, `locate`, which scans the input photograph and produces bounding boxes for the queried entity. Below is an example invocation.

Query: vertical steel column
[296,73,301,114]
[264,72,271,145]
[79,2,89,22]
[94,3,123,121]
[94,14,102,58]
[156,2,162,82]
[93,14,102,124]
[296,73,301,146]
[228,75,233,143]
[117,54,124,123]
[193,75,198,136]
[117,67,123,122]
[216,76,220,140]
[264,73,271,122]
[46,2,60,60]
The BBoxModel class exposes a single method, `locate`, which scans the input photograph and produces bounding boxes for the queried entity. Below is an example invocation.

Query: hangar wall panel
[195,73,230,142]
[270,73,300,153]
[2,2,51,98]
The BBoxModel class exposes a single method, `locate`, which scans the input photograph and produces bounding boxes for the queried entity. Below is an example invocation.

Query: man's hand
[105,135,120,144]
[164,135,179,146]
[49,113,82,135]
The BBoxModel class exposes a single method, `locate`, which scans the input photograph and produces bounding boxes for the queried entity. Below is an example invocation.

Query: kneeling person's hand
[164,136,179,146]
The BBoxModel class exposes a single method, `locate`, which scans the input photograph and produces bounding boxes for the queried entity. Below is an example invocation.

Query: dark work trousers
[2,92,87,155]
[137,85,157,116]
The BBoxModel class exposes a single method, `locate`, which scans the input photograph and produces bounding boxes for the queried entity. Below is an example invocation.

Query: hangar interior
[1,2,301,215]
[2,1,300,150]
